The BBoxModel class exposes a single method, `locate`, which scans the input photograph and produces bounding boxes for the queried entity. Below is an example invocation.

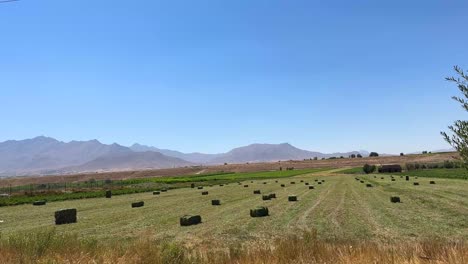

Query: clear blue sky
[1,0,467,154]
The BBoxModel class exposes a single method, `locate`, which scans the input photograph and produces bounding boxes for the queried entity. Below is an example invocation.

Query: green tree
[369,152,379,157]
[363,164,376,174]
[441,66,468,169]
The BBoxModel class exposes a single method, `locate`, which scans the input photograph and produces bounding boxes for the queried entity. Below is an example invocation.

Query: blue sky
[0,0,467,154]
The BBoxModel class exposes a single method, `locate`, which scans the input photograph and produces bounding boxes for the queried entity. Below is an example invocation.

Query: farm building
[378,164,402,173]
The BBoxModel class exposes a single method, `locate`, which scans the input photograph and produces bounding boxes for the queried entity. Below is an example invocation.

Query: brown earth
[0,152,459,187]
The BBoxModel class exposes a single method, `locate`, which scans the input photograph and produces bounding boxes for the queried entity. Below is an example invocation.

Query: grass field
[386,168,468,180]
[1,169,467,249]
[0,168,329,207]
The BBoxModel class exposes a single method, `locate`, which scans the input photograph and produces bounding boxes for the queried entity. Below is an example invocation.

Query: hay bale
[263,182,267,184]
[105,190,112,198]
[132,201,144,208]
[290,181,296,184]
[318,182,322,185]
[390,196,401,203]
[322,180,325,182]
[300,180,304,183]
[269,193,276,199]
[197,186,203,190]
[211,199,221,206]
[305,182,309,185]
[191,183,195,188]
[33,200,46,206]
[381,177,384,179]
[244,185,249,188]
[413,182,419,186]
[405,176,409,181]
[153,191,160,195]
[275,180,278,183]
[430,181,436,184]
[360,180,364,183]
[253,190,261,194]
[309,186,315,190]
[202,191,209,195]
[262,195,271,201]
[288,195,298,202]
[391,179,396,181]
[415,177,418,179]
[180,215,202,226]
[161,189,168,192]
[55,209,77,225]
[280,184,285,187]
[355,178,359,181]
[366,184,373,188]
[250,206,269,217]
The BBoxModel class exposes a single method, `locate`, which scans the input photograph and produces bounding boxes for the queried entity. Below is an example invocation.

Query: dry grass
[0,229,466,264]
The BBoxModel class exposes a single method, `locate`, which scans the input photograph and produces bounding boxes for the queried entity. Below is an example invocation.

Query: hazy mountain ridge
[1,136,373,176]
[132,142,368,164]
[130,143,219,164]
[0,137,190,176]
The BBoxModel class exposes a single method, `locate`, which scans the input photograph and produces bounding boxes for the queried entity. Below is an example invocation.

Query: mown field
[0,168,467,250]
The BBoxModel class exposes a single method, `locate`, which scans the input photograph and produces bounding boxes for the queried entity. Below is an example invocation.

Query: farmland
[1,169,467,246]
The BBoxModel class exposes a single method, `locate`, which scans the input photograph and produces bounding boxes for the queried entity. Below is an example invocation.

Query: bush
[400,153,404,156]
[363,164,376,174]
[369,152,379,157]
[357,154,363,158]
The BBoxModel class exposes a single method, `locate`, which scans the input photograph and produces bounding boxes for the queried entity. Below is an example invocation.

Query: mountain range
[0,136,369,176]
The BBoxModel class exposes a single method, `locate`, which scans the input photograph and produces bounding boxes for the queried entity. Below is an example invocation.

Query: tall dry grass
[0,229,466,264]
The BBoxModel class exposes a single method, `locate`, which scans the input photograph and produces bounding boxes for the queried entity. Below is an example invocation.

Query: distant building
[378,164,402,173]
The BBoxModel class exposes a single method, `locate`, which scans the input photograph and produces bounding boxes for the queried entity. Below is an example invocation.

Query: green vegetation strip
[384,168,468,180]
[0,168,330,207]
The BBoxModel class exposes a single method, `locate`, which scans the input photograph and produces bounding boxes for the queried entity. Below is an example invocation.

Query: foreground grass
[0,173,466,244]
[0,168,328,207]
[0,229,466,264]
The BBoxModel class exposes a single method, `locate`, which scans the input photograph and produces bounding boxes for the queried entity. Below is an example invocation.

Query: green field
[0,168,329,207]
[386,168,468,179]
[0,169,467,249]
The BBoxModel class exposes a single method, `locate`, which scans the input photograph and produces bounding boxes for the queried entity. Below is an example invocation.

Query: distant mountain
[208,143,363,164]
[0,137,192,176]
[134,142,367,164]
[0,136,370,176]
[130,143,219,164]
[64,151,192,173]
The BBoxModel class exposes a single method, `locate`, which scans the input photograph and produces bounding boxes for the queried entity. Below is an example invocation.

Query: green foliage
[369,152,379,157]
[441,66,468,169]
[363,164,376,174]
[384,168,468,180]
[340,167,364,174]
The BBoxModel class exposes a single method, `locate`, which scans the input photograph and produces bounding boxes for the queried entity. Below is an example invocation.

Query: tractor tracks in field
[296,179,337,231]
[348,183,395,240]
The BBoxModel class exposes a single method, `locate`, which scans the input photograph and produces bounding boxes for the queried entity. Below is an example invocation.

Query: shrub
[369,152,379,157]
[363,164,376,174]
[357,154,363,158]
